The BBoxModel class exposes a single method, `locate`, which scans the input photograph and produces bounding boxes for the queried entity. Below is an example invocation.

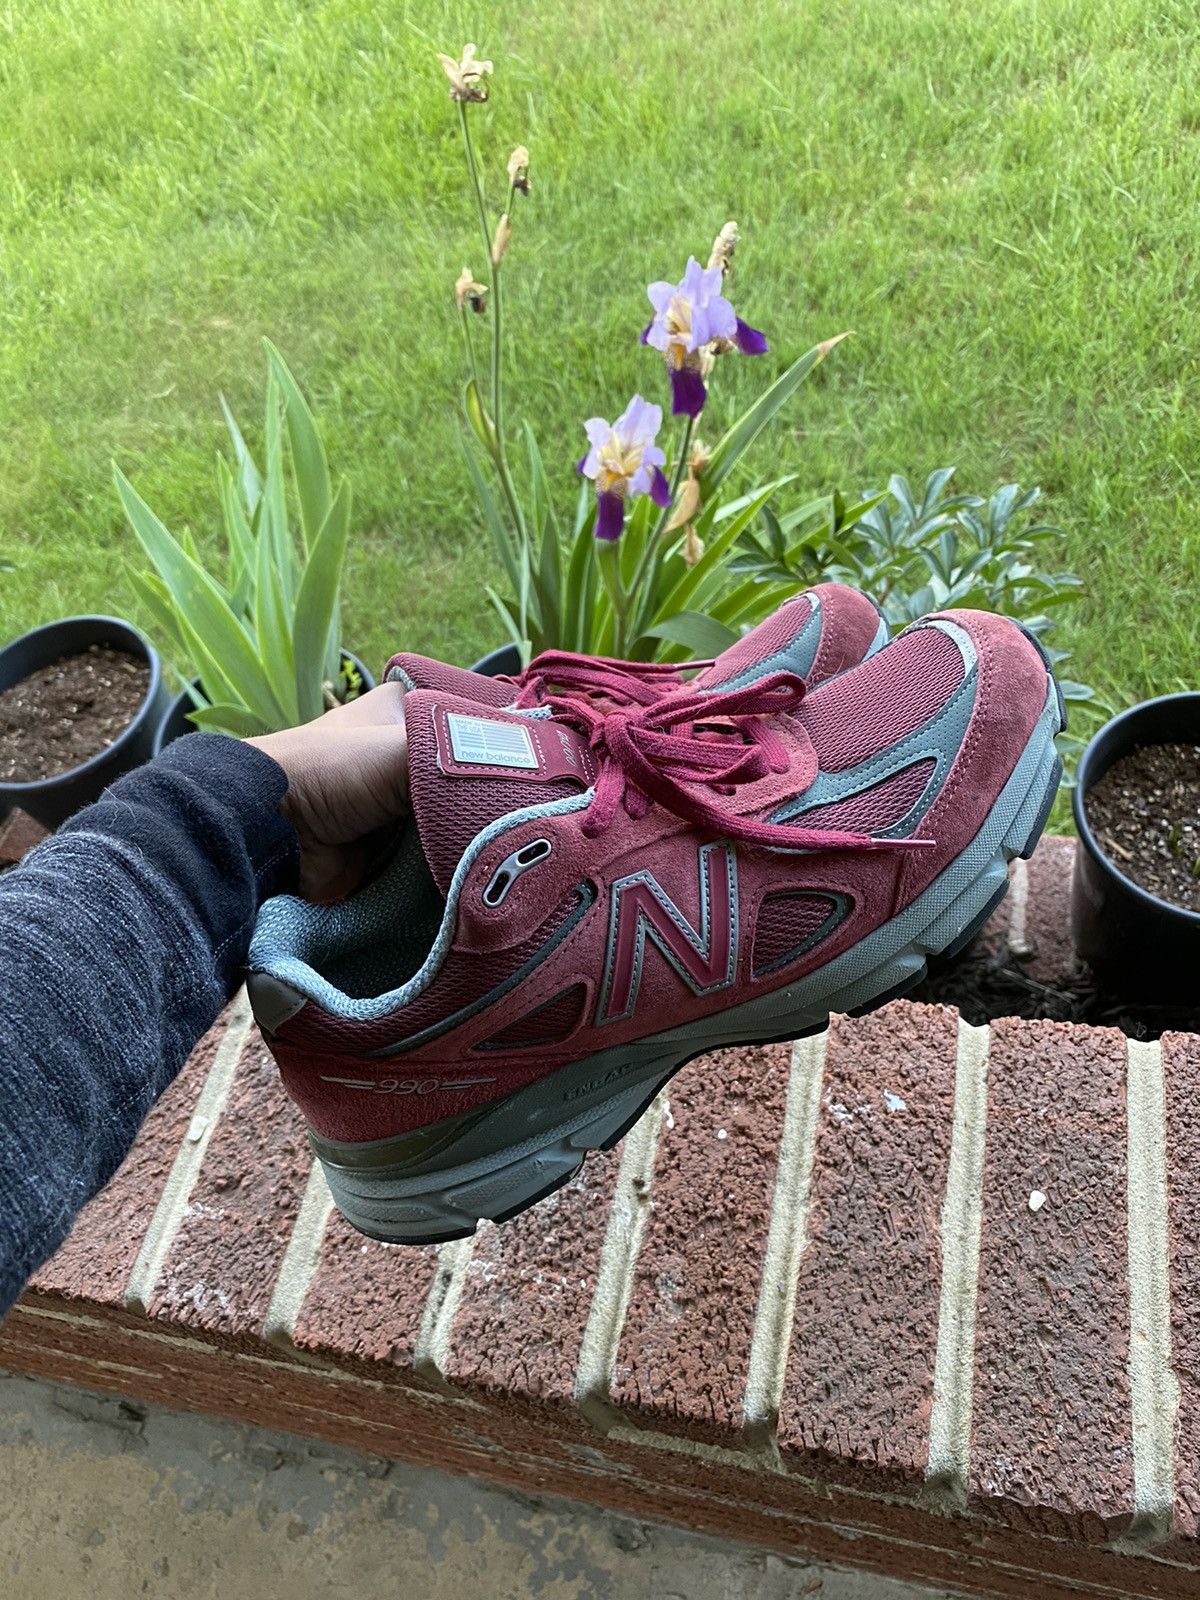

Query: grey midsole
[315,682,1060,1218]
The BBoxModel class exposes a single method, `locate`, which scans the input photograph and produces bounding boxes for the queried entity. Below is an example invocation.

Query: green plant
[116,341,359,737]
[733,467,1104,750]
[441,45,859,666]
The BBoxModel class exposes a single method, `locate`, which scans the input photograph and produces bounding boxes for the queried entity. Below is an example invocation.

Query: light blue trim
[772,621,980,838]
[701,591,822,692]
[248,789,593,1022]
[596,841,739,1025]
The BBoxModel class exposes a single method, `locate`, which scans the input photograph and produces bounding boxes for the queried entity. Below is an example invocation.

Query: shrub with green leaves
[732,467,1102,750]
[117,341,359,737]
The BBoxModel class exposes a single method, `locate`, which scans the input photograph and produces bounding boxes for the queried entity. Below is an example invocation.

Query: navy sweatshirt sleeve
[0,735,299,1315]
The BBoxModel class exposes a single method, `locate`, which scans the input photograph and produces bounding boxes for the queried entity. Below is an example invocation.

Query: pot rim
[0,615,163,797]
[1072,690,1200,928]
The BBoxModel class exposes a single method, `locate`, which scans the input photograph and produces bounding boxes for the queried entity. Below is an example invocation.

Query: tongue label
[445,713,538,769]
[434,704,597,786]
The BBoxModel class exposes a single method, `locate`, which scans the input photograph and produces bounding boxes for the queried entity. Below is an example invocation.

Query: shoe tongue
[690,591,815,692]
[402,688,597,894]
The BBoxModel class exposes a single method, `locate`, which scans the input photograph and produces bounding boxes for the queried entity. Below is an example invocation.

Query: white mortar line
[1006,856,1033,957]
[261,1159,335,1349]
[574,1093,664,1430]
[1125,1037,1179,1541]
[412,1234,477,1383]
[742,1030,827,1462]
[926,1017,990,1502]
[124,989,254,1316]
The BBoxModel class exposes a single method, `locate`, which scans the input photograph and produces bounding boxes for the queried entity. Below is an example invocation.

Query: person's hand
[246,683,409,904]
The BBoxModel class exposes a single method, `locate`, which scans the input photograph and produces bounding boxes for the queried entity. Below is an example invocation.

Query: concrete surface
[0,1370,963,1600]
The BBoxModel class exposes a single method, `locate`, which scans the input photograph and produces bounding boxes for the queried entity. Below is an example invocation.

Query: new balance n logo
[597,842,738,1025]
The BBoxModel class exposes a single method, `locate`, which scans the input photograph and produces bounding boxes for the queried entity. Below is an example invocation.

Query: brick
[291,1216,438,1374]
[1019,836,1080,987]
[970,1018,1132,1536]
[148,1029,310,1340]
[611,1041,789,1443]
[778,1003,960,1487]
[0,807,49,864]
[441,1146,623,1410]
[31,1007,234,1306]
[1163,1031,1200,1538]
[8,1292,1200,1600]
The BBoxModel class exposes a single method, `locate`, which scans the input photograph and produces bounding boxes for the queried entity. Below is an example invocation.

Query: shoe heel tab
[247,970,307,1037]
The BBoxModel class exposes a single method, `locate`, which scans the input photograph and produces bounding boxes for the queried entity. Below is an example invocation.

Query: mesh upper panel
[799,628,964,772]
[478,983,587,1049]
[386,654,515,707]
[405,700,577,893]
[786,759,937,836]
[752,891,841,976]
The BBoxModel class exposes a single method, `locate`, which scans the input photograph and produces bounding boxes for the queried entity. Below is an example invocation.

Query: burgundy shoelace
[508,650,707,711]
[535,669,932,853]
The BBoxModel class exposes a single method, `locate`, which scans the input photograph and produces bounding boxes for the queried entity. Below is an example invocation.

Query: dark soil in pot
[0,645,151,783]
[1081,742,1200,913]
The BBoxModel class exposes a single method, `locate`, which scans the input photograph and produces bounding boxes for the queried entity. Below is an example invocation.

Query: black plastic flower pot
[1071,692,1200,1002]
[0,615,170,830]
[471,643,522,678]
[152,651,377,757]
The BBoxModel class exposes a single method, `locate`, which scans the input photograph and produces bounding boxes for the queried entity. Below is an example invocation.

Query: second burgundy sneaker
[248,608,1062,1244]
[382,580,889,709]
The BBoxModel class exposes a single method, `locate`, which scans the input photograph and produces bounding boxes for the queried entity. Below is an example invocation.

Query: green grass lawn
[1,0,1199,707]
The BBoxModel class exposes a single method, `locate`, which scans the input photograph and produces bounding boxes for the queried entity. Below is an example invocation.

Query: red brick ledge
[4,834,1200,1599]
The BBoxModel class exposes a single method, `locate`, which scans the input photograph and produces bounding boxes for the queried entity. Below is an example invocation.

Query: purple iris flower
[577,394,671,541]
[642,256,768,416]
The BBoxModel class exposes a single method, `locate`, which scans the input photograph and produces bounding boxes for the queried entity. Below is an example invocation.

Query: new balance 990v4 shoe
[382,580,889,709]
[248,607,1063,1245]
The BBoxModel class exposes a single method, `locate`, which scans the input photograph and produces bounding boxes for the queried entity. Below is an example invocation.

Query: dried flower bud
[664,475,702,534]
[689,439,711,477]
[683,525,704,567]
[437,43,493,102]
[454,265,488,313]
[708,220,739,275]
[507,145,531,194]
[491,212,513,266]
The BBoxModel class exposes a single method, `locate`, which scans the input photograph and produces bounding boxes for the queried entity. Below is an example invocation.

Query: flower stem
[457,102,529,626]
[629,414,696,635]
[596,536,629,656]
[458,305,481,394]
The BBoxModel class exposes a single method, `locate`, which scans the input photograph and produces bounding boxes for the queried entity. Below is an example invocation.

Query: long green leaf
[219,393,263,516]
[264,340,331,554]
[701,334,850,495]
[261,382,298,612]
[127,567,193,669]
[484,585,531,664]
[217,455,255,614]
[564,518,593,652]
[115,466,287,727]
[253,493,299,724]
[188,703,272,737]
[635,611,739,658]
[461,433,523,600]
[465,379,499,463]
[292,478,351,722]
[655,483,785,623]
[526,424,561,648]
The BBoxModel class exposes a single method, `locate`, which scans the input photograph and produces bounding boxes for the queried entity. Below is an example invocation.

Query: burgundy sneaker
[248,609,1062,1244]
[382,580,889,709]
